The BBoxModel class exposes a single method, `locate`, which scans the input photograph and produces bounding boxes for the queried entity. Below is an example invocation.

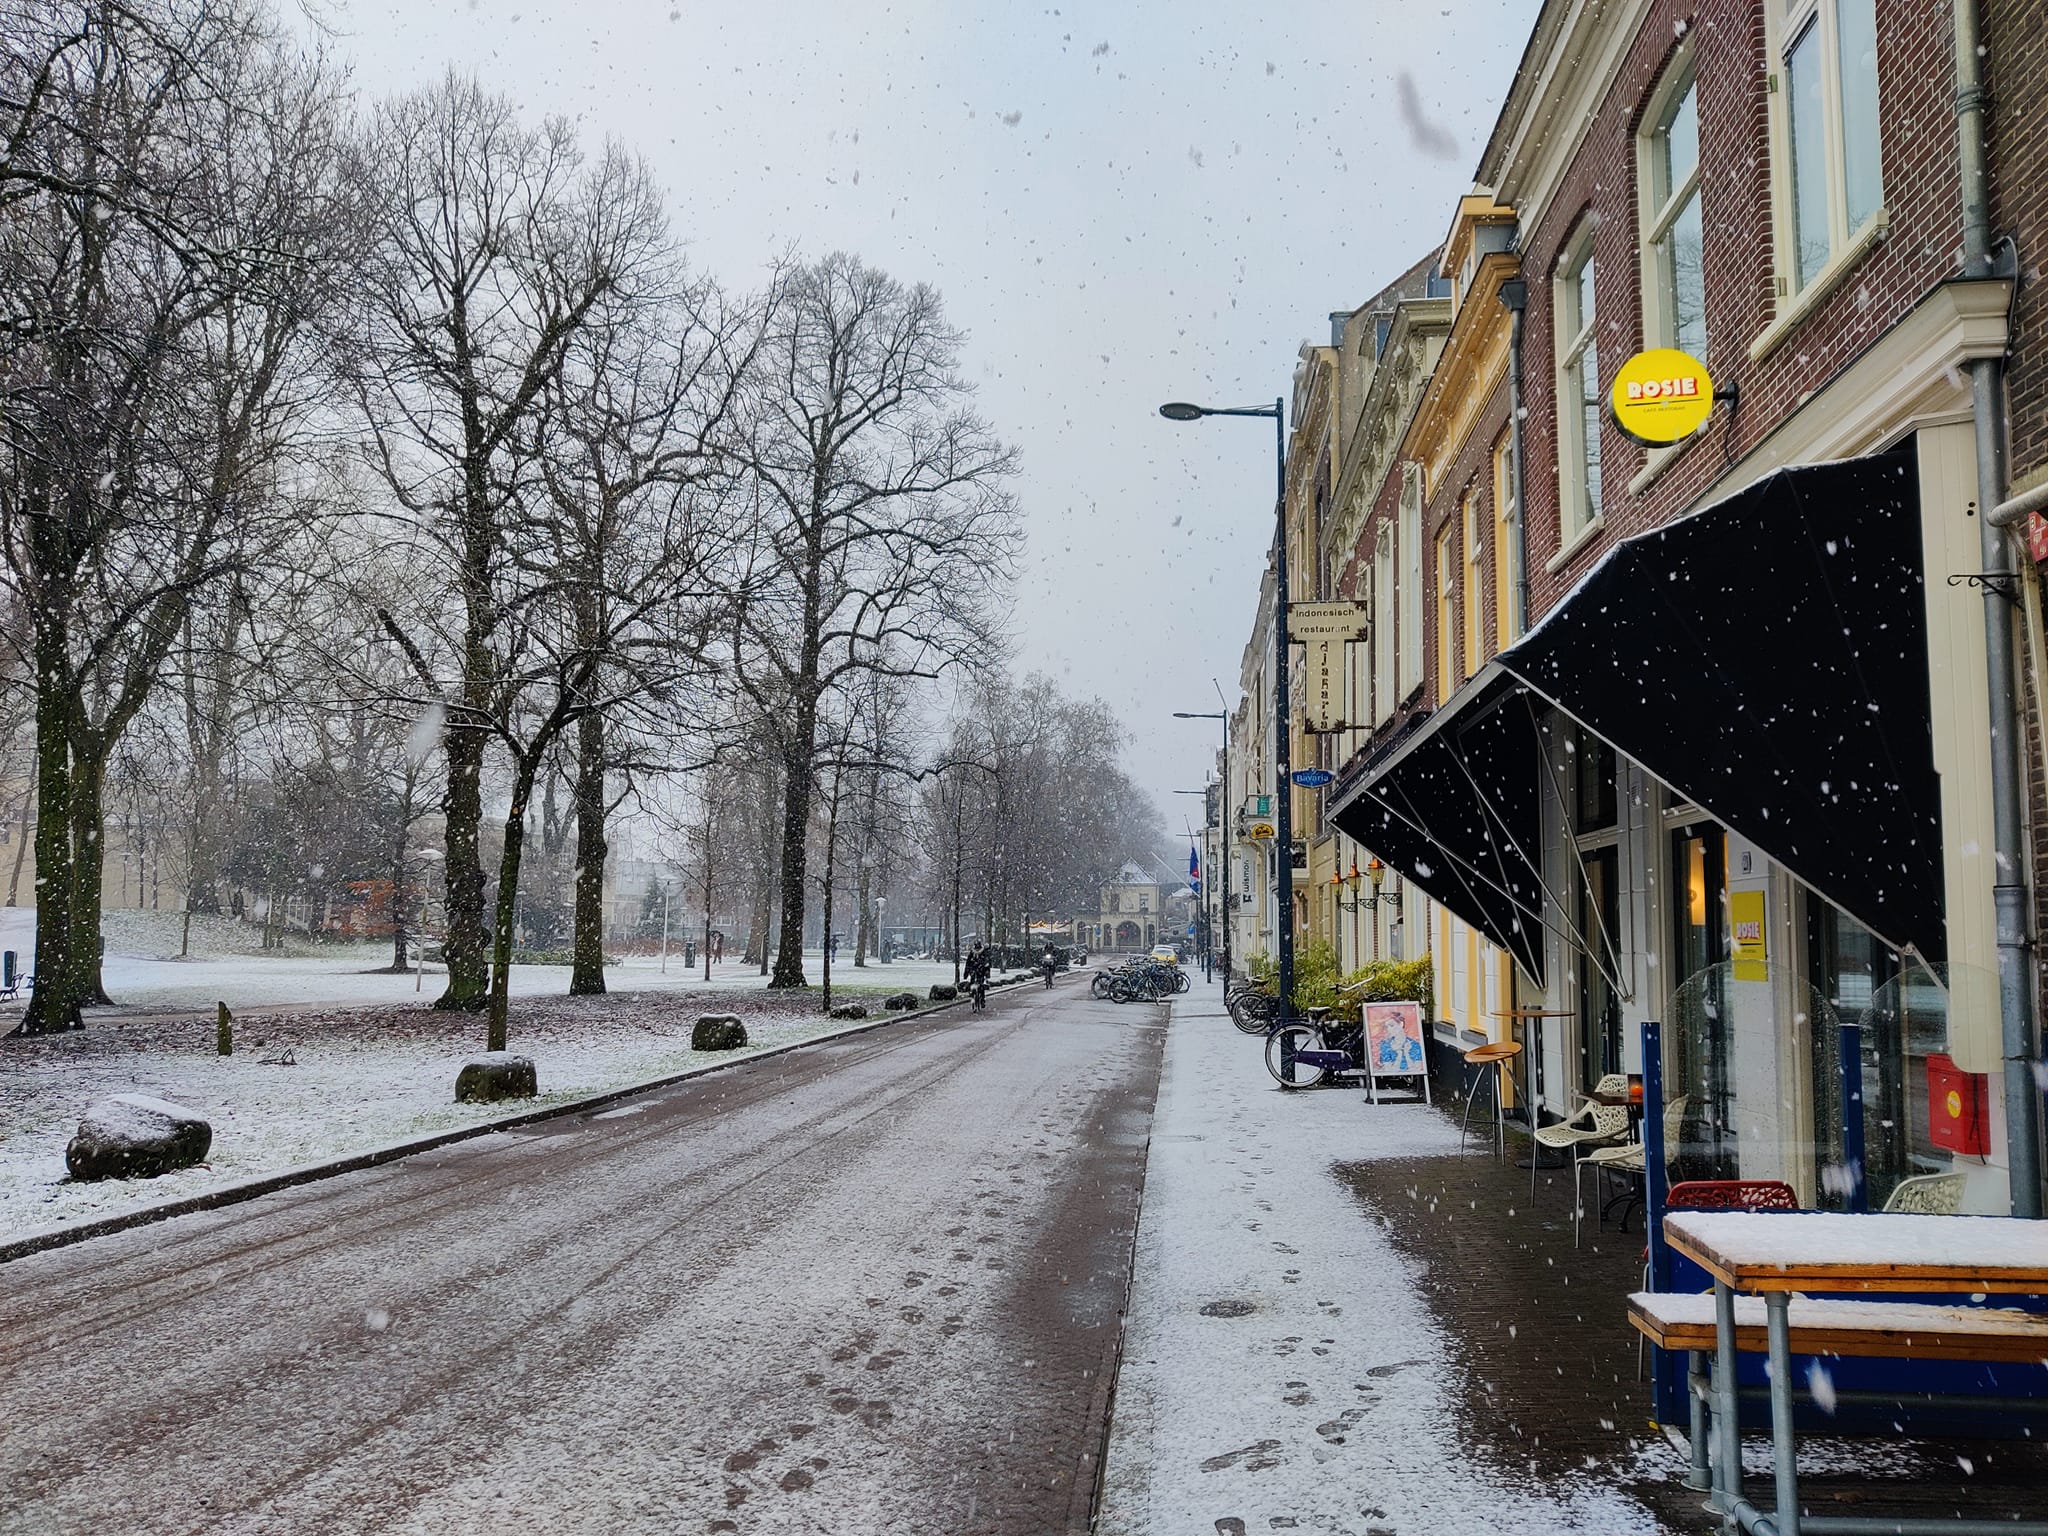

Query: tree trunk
[486,758,542,1052]
[569,709,607,995]
[436,721,489,1010]
[854,862,870,968]
[65,749,113,1007]
[7,778,33,907]
[18,620,78,1035]
[769,739,814,989]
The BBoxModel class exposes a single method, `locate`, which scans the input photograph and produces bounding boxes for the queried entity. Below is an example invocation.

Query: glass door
[1577,846,1622,1092]
[1669,822,1731,1177]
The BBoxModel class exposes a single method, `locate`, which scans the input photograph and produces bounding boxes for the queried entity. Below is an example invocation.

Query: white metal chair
[1882,1171,1967,1214]
[1576,1094,1688,1247]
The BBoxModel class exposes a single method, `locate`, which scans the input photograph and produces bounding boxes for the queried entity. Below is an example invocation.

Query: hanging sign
[1729,888,1768,982]
[1287,600,1369,644]
[1610,348,1715,446]
[1291,769,1334,788]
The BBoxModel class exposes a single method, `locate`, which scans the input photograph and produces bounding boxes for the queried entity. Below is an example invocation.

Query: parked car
[1149,946,1180,966]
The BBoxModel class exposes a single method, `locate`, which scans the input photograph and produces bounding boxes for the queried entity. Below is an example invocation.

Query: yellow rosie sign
[1610,348,1714,446]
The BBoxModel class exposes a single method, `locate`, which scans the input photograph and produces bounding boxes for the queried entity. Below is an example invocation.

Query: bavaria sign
[1610,347,1714,446]
[1291,768,1335,788]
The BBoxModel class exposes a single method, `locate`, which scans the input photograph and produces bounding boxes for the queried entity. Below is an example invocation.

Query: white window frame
[1435,521,1456,706]
[1638,54,1705,359]
[1461,489,1483,679]
[1397,465,1423,700]
[1553,229,1603,544]
[1372,524,1395,726]
[1493,431,1517,647]
[1764,0,1885,309]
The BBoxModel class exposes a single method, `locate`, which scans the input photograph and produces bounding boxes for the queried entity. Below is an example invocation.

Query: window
[1397,466,1422,698]
[1492,431,1517,645]
[1553,232,1603,540]
[1642,67,1706,359]
[1461,490,1482,678]
[1775,0,1882,295]
[1436,523,1456,704]
[1372,524,1394,725]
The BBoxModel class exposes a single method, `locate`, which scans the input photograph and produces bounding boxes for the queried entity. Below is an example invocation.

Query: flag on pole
[1188,843,1201,891]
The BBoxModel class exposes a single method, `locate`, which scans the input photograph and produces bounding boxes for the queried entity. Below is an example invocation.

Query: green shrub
[1245,945,1434,1023]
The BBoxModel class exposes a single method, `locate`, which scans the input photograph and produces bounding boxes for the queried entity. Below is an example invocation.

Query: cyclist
[1040,943,1058,988]
[965,939,992,1011]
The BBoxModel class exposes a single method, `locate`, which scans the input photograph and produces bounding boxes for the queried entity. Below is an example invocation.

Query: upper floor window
[1642,66,1705,359]
[1372,524,1395,726]
[1778,0,1882,294]
[1436,522,1457,705]
[1553,231,1603,541]
[1492,431,1517,645]
[1461,490,1483,679]
[1397,466,1423,698]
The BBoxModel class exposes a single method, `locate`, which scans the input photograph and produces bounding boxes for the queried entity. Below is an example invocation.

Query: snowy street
[0,976,1162,1536]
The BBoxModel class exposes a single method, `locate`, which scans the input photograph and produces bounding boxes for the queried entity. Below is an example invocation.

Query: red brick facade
[1512,0,1966,619]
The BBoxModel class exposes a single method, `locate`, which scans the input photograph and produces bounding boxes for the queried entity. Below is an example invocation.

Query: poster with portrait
[1362,1001,1426,1082]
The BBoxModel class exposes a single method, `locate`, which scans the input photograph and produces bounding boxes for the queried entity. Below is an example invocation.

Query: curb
[0,982,1046,1267]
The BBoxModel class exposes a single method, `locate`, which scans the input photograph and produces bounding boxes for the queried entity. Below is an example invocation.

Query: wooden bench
[1631,1287,2048,1513]
[1630,1289,2048,1363]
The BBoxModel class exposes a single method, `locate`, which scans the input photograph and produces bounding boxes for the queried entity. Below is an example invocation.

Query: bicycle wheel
[1174,971,1190,993]
[1091,972,1111,999]
[1264,1024,1329,1090]
[1228,993,1270,1035]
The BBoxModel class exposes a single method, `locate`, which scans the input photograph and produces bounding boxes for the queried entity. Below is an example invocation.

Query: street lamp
[1332,857,1402,914]
[1172,706,1234,986]
[1163,399,1290,1020]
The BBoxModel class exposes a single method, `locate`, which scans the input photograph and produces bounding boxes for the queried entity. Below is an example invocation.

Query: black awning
[1331,669,1551,982]
[1332,440,1942,967]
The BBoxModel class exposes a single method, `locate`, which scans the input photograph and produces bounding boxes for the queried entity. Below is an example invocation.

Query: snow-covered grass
[0,905,975,1017]
[0,988,906,1246]
[1096,980,1671,1535]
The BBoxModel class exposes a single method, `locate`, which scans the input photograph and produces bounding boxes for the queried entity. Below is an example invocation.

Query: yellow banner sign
[1610,348,1714,446]
[1729,888,1767,982]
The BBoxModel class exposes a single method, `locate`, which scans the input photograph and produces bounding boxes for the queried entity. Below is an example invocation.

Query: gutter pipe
[1957,0,2043,1217]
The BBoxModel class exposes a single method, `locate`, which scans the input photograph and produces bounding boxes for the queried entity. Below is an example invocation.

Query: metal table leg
[1715,1280,1741,1532]
[1766,1291,1800,1536]
[1687,1350,1712,1491]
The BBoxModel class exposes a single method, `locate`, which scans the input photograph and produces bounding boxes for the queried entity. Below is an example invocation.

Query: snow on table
[1665,1210,2048,1287]
[0,990,884,1245]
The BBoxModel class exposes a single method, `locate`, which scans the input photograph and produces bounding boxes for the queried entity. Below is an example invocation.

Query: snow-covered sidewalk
[0,990,905,1247]
[1096,980,1669,1535]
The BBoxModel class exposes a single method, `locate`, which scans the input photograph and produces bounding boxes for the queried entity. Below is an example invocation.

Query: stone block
[66,1095,212,1182]
[691,1014,748,1051]
[454,1053,538,1103]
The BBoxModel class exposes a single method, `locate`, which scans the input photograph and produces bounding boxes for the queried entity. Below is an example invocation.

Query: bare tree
[731,253,1019,991]
[347,75,669,1027]
[0,2,352,1031]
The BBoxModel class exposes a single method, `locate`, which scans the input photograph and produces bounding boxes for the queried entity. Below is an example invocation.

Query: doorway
[1669,821,1731,1176]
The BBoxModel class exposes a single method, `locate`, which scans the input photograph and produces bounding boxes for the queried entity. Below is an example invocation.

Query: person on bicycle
[965,939,992,1008]
[1040,943,1058,988]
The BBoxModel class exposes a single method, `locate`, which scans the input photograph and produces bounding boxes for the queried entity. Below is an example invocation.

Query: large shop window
[1641,63,1706,359]
[1328,443,1939,995]
[1778,0,1882,293]
[1553,232,1602,541]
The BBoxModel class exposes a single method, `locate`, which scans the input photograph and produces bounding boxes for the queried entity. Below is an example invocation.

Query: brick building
[1325,0,2037,1221]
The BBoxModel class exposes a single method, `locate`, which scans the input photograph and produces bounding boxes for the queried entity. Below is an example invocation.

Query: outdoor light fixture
[1333,857,1400,913]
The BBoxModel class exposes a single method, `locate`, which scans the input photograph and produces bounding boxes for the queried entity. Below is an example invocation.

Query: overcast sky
[313,0,1533,833]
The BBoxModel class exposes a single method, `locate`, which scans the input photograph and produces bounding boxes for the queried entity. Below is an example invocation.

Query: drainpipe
[1498,277,1532,636]
[1956,0,2043,1217]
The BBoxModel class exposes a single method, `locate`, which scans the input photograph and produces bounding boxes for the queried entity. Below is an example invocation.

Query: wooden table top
[1463,1040,1523,1064]
[1664,1210,2048,1294]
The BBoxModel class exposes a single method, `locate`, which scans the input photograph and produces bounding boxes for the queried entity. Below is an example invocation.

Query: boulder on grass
[884,991,920,1011]
[66,1094,212,1182]
[454,1053,538,1103]
[829,1002,868,1020]
[692,1014,748,1051]
[928,983,958,1001]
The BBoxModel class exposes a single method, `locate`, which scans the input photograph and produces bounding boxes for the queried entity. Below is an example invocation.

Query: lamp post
[1164,400,1288,1017]
[1173,709,1233,984]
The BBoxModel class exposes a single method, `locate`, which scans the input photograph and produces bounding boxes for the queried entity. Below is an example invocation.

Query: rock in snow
[828,1003,868,1020]
[454,1054,538,1103]
[691,1015,748,1051]
[884,991,921,1011]
[65,1094,213,1182]
[928,984,959,1002]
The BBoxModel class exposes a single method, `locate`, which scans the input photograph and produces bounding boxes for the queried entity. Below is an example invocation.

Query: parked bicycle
[1225,975,1279,1034]
[1089,957,1183,1003]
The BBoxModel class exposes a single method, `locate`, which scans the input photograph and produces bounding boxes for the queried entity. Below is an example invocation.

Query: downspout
[1956,0,2043,1217]
[1498,277,1532,635]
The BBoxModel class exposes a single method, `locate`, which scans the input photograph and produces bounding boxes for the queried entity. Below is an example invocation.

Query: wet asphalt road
[0,978,1167,1536]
